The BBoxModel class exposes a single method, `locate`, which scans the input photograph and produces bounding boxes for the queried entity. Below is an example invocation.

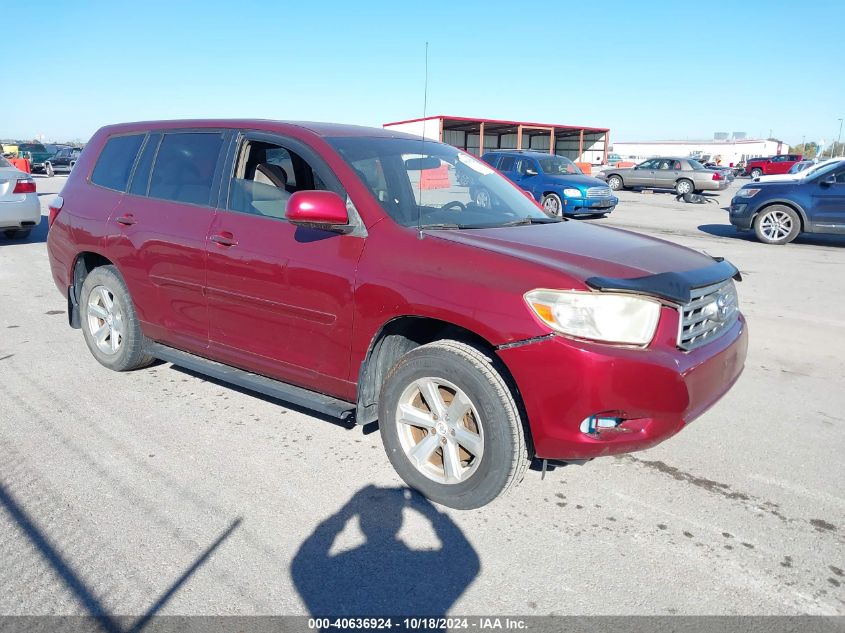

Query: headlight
[524,290,661,345]
[735,188,760,198]
[562,188,581,197]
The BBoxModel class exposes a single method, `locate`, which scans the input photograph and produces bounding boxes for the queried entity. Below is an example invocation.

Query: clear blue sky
[7,1,844,145]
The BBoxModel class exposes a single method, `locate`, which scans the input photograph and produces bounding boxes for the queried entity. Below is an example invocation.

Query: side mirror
[821,174,837,186]
[286,190,352,233]
[524,168,538,177]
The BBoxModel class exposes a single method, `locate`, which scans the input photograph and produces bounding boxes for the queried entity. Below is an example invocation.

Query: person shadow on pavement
[291,485,480,621]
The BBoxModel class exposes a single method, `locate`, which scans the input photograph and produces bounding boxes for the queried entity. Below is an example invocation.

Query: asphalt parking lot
[1,175,843,618]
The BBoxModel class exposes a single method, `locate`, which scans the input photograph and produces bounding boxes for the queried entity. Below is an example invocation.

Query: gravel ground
[0,175,843,618]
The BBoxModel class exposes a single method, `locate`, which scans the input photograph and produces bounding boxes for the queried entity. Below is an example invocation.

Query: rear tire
[753,205,800,245]
[80,265,154,371]
[675,179,694,195]
[3,229,31,240]
[378,340,528,510]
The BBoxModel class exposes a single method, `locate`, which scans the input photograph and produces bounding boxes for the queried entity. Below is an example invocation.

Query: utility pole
[836,118,843,158]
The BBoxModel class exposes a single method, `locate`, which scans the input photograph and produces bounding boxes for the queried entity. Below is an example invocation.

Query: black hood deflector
[586,259,741,304]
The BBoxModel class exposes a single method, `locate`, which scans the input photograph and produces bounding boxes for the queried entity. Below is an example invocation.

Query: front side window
[638,159,657,169]
[539,156,580,175]
[498,156,516,171]
[148,132,225,205]
[517,158,538,175]
[328,137,555,229]
[91,134,145,192]
[227,139,330,219]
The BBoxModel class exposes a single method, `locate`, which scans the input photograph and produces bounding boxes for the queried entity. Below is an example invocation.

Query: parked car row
[1,142,82,175]
[44,119,748,509]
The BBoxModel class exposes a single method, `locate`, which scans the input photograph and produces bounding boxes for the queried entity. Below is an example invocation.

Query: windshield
[539,156,581,175]
[0,156,11,168]
[327,137,555,229]
[805,160,843,180]
[788,161,811,174]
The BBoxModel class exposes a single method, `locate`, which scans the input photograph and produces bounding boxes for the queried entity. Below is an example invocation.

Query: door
[514,157,541,197]
[106,130,227,354]
[767,155,789,174]
[205,132,364,400]
[629,159,658,187]
[809,166,845,232]
[653,158,679,189]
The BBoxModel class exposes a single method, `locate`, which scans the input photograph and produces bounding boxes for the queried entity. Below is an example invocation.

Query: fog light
[580,414,627,435]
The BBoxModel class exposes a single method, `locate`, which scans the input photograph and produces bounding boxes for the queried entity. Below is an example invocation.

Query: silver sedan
[0,157,41,240]
[599,157,730,195]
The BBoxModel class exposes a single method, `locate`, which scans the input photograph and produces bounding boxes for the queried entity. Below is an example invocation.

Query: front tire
[45,163,55,177]
[378,340,528,510]
[750,168,763,179]
[607,175,623,191]
[541,193,563,217]
[80,265,154,371]
[753,205,800,245]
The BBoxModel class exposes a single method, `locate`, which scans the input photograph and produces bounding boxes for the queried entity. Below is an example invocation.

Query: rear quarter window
[91,134,145,192]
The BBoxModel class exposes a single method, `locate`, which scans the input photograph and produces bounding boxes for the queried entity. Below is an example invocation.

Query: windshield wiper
[496,216,564,227]
[418,223,463,230]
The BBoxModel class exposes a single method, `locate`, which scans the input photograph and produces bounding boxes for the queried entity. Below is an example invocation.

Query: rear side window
[91,134,145,192]
[128,133,162,196]
[498,156,516,171]
[148,132,225,206]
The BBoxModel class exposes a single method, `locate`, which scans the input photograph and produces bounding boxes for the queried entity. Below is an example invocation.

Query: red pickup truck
[744,154,803,178]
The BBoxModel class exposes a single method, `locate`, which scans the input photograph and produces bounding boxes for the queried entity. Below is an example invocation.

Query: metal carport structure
[383,115,610,165]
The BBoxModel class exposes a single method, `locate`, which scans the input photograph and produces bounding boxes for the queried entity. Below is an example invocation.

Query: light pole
[836,118,843,158]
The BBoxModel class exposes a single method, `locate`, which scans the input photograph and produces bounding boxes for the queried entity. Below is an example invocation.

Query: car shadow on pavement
[292,485,479,626]
[0,216,48,245]
[698,223,845,247]
[0,481,241,633]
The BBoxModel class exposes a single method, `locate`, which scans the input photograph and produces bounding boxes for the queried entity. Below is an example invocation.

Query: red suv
[47,120,748,509]
[744,154,803,179]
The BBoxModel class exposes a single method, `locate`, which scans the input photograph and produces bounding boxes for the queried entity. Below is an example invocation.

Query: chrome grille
[678,279,739,351]
[586,186,613,199]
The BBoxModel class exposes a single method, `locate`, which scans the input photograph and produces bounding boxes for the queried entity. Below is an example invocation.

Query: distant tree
[789,142,818,158]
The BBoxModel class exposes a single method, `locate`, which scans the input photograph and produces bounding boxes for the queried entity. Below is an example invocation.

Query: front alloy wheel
[379,340,528,509]
[395,377,484,484]
[607,175,623,191]
[754,205,800,245]
[541,193,563,217]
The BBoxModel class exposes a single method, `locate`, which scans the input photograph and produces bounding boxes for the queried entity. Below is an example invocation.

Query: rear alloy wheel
[675,179,694,195]
[607,175,623,191]
[80,265,154,371]
[541,193,563,217]
[379,340,528,509]
[750,168,763,179]
[753,205,800,245]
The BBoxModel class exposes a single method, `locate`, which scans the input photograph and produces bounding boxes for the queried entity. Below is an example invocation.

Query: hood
[427,220,717,285]
[543,174,609,189]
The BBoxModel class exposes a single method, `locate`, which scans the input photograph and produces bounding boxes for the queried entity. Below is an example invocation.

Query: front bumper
[564,195,618,214]
[728,199,755,230]
[497,307,748,460]
[0,194,41,229]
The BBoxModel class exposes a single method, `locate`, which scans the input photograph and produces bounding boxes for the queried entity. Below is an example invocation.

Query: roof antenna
[417,41,429,239]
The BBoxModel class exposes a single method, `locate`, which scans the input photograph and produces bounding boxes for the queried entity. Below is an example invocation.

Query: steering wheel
[441,201,466,212]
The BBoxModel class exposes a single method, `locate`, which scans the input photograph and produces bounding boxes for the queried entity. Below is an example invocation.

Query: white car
[0,156,41,239]
[753,157,845,183]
